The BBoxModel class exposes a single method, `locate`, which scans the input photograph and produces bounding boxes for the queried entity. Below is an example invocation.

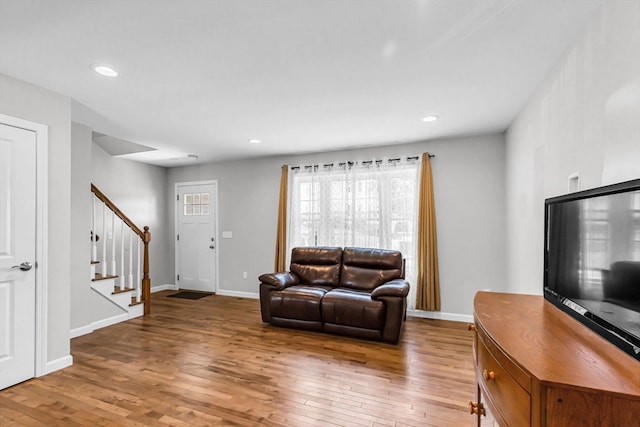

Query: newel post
[143,226,151,315]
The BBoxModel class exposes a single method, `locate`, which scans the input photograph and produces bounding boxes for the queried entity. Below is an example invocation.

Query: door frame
[174,180,219,292]
[0,113,48,377]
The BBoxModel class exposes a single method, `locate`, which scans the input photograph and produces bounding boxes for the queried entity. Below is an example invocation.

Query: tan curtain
[416,153,441,311]
[274,165,288,271]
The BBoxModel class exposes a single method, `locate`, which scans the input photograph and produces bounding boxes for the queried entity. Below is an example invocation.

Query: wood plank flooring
[0,291,476,426]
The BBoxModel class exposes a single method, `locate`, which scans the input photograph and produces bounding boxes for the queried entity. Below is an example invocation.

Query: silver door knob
[11,262,33,271]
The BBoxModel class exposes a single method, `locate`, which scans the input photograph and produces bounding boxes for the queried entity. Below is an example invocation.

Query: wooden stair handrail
[91,184,144,237]
[91,183,151,315]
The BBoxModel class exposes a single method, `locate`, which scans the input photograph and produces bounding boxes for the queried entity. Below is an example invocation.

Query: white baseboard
[91,313,129,331]
[69,324,94,338]
[70,313,129,339]
[151,283,178,293]
[42,354,73,375]
[407,309,473,323]
[215,289,259,299]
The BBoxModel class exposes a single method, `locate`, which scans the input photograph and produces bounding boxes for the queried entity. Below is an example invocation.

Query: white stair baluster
[128,228,134,289]
[89,185,147,322]
[120,218,125,290]
[91,196,97,262]
[101,202,107,276]
[110,210,116,276]
[136,236,141,303]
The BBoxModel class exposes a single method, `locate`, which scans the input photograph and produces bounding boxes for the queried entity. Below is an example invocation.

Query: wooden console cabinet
[470,292,640,427]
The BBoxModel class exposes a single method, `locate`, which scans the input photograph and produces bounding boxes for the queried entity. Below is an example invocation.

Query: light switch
[222,231,233,239]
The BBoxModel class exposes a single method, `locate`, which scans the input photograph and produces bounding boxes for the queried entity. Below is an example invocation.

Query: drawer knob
[468,324,476,331]
[483,369,496,381]
[468,400,486,416]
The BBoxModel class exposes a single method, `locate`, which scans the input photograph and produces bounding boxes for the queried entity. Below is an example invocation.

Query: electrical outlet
[242,272,248,279]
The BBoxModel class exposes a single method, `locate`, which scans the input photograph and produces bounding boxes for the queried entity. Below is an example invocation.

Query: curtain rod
[290,155,433,171]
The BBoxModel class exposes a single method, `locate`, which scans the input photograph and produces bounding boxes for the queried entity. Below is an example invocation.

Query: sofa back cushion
[290,246,342,287]
[339,247,403,291]
[604,261,640,302]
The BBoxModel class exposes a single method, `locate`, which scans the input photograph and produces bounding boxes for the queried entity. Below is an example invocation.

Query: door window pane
[183,192,210,216]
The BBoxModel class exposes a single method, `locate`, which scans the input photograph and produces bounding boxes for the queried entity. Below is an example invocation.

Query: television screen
[544,178,640,361]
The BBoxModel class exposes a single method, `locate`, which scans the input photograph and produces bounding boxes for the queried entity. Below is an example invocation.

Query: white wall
[0,73,71,365]
[168,133,505,316]
[505,1,640,295]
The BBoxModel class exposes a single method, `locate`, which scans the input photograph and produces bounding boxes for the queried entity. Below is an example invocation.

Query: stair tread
[93,273,118,281]
[129,300,144,307]
[112,287,135,295]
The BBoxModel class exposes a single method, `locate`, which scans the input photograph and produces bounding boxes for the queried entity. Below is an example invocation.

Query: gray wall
[90,141,172,291]
[70,123,172,330]
[0,73,71,364]
[505,1,640,295]
[70,123,126,329]
[168,133,506,316]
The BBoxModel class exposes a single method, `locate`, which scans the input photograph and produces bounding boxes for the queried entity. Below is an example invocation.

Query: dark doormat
[167,291,213,300]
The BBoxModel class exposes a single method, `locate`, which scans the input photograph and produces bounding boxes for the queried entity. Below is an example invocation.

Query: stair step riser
[91,279,136,310]
[128,304,144,319]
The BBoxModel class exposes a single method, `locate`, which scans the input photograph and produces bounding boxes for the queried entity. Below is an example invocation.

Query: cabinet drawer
[477,337,531,426]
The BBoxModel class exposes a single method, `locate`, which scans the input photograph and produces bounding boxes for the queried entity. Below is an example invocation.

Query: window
[183,192,210,216]
[288,159,419,305]
[580,197,609,289]
[579,190,640,298]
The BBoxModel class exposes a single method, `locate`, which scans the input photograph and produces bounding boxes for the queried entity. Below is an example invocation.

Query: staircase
[91,267,145,319]
[90,184,151,319]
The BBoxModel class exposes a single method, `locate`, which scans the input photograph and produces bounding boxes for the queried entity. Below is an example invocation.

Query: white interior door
[0,123,36,389]
[176,182,217,292]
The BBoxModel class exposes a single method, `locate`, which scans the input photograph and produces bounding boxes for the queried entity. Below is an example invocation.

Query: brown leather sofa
[603,261,640,312]
[259,246,410,343]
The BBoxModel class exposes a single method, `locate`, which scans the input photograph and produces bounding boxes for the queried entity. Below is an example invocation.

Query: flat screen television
[544,178,640,362]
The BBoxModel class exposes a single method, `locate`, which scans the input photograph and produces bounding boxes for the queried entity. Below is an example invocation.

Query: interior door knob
[11,262,33,271]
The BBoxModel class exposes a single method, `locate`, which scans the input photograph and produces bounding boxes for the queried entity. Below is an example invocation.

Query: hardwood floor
[0,291,475,426]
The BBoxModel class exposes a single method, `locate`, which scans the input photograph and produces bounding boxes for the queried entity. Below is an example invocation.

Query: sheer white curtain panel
[287,158,419,308]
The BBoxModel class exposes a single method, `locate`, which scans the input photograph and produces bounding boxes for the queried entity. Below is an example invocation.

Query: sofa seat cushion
[321,288,386,330]
[270,285,330,321]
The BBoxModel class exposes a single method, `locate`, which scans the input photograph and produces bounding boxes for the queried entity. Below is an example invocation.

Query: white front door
[0,123,37,389]
[176,182,217,292]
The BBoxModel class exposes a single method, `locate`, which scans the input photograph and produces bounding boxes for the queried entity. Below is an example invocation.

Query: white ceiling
[0,0,601,167]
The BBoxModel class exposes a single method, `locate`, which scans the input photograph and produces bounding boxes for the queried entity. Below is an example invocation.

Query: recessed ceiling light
[249,139,261,144]
[421,115,439,122]
[93,65,119,77]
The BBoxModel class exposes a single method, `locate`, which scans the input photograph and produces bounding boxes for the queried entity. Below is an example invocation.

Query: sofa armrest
[371,279,410,299]
[258,272,300,290]
[373,280,410,343]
